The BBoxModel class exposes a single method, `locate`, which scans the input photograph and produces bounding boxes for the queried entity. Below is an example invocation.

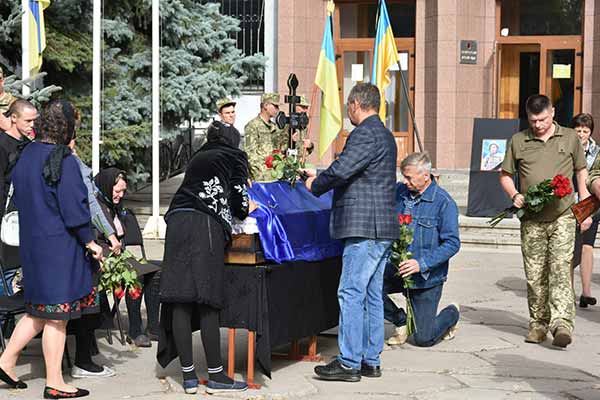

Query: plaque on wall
[460,40,478,64]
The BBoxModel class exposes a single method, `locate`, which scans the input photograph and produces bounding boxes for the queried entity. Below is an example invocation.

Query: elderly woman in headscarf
[157,121,256,394]
[93,168,160,348]
[0,100,103,399]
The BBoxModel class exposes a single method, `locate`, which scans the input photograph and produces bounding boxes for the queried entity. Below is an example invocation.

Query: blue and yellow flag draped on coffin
[27,0,50,74]
[371,0,399,122]
[314,1,342,159]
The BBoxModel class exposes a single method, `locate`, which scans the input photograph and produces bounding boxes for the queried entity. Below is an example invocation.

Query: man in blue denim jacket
[384,152,461,347]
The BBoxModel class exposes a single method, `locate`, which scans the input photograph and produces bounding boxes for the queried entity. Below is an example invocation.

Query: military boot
[525,326,547,344]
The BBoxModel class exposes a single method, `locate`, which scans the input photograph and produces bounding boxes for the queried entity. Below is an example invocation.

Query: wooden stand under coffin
[224,233,265,265]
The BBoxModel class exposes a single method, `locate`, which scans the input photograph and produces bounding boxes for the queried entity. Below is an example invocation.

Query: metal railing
[204,0,265,91]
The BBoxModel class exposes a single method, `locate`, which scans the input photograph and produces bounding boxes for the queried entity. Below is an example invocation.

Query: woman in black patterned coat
[157,121,256,395]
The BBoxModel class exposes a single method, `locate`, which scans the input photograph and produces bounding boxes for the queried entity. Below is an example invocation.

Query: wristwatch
[512,192,520,201]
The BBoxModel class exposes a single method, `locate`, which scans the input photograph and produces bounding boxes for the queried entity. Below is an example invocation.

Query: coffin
[224,233,265,265]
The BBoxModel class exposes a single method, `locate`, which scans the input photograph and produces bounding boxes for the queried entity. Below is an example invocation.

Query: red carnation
[114,286,125,300]
[128,286,142,300]
[398,214,412,225]
[265,155,274,169]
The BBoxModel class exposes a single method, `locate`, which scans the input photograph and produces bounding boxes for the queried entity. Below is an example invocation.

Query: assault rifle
[571,195,600,225]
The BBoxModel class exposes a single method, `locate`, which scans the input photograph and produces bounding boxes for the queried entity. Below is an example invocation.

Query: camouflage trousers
[520,212,576,333]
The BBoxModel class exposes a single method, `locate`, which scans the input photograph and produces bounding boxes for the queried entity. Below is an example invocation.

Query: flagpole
[92,0,101,174]
[21,0,30,96]
[143,0,166,239]
[396,60,423,152]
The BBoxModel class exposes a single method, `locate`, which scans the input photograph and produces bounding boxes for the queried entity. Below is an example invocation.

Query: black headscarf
[94,167,127,214]
[207,120,241,148]
[41,99,77,185]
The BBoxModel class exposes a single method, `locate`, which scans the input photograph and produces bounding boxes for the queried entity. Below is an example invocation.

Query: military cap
[298,95,310,108]
[216,98,236,112]
[260,93,280,106]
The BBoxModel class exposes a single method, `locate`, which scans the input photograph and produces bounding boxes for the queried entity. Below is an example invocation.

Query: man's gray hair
[401,152,432,173]
[347,83,381,112]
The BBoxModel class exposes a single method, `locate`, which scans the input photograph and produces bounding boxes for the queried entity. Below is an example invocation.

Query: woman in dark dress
[157,121,256,394]
[0,100,103,399]
[93,168,161,347]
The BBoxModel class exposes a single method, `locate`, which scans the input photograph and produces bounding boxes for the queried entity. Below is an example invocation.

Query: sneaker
[386,325,408,346]
[442,303,460,341]
[205,379,248,394]
[183,378,198,394]
[70,365,116,379]
[360,362,381,378]
[314,359,361,382]
[127,334,151,348]
[552,326,572,348]
[525,326,547,344]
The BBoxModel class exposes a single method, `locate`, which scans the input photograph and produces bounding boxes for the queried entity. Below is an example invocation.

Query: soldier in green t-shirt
[500,94,590,349]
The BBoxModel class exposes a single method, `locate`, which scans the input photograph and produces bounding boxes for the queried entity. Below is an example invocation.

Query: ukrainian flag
[371,0,398,122]
[314,1,342,158]
[28,0,50,74]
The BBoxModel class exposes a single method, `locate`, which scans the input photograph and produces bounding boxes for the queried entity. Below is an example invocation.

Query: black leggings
[171,303,222,370]
[73,312,102,367]
[126,271,161,337]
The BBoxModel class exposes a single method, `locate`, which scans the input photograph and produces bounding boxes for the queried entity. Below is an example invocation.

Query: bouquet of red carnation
[264,149,304,186]
[488,174,573,227]
[98,249,143,301]
[388,214,417,336]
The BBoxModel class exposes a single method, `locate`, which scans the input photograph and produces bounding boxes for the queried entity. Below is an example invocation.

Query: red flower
[398,214,412,225]
[114,286,125,300]
[265,155,274,169]
[550,174,572,198]
[128,286,142,300]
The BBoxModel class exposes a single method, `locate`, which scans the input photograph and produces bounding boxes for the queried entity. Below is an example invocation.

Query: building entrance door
[335,38,415,165]
[497,40,582,126]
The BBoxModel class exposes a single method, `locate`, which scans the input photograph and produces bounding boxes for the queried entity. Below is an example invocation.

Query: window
[339,1,415,38]
[500,0,582,36]
[205,0,265,91]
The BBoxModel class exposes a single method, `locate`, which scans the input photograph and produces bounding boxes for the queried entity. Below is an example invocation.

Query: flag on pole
[314,1,342,158]
[27,0,50,74]
[371,0,398,122]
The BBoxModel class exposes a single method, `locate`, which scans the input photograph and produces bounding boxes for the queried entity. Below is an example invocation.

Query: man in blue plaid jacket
[304,83,398,382]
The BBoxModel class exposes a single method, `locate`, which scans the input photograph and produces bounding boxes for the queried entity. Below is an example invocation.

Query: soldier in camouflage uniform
[244,93,288,181]
[295,95,314,157]
[500,95,591,349]
[0,67,17,131]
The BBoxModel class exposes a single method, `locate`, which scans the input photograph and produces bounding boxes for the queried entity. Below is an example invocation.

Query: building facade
[230,0,600,171]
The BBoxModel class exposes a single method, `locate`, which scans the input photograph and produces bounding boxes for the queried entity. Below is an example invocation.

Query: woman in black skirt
[157,121,256,394]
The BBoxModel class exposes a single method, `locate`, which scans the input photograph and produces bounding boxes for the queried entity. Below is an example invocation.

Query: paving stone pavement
[2,245,600,399]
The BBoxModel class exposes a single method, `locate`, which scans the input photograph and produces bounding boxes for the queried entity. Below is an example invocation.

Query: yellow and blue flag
[371,0,398,122]
[314,1,342,159]
[27,0,50,74]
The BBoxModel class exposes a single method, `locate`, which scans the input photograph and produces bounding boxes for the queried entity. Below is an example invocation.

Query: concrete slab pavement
[3,246,600,400]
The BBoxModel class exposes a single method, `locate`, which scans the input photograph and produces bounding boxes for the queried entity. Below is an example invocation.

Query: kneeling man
[384,152,461,347]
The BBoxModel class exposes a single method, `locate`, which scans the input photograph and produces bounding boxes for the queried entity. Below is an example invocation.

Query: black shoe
[360,362,381,378]
[579,295,597,308]
[0,365,27,389]
[314,359,361,382]
[43,386,89,399]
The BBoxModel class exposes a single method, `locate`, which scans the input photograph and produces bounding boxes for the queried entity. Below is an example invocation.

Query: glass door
[545,49,577,126]
[335,39,415,165]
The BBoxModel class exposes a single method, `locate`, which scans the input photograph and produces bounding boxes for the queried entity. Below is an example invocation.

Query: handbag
[1,184,19,247]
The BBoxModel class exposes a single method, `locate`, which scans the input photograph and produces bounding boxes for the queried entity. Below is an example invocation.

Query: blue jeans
[383,262,459,347]
[337,238,392,369]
